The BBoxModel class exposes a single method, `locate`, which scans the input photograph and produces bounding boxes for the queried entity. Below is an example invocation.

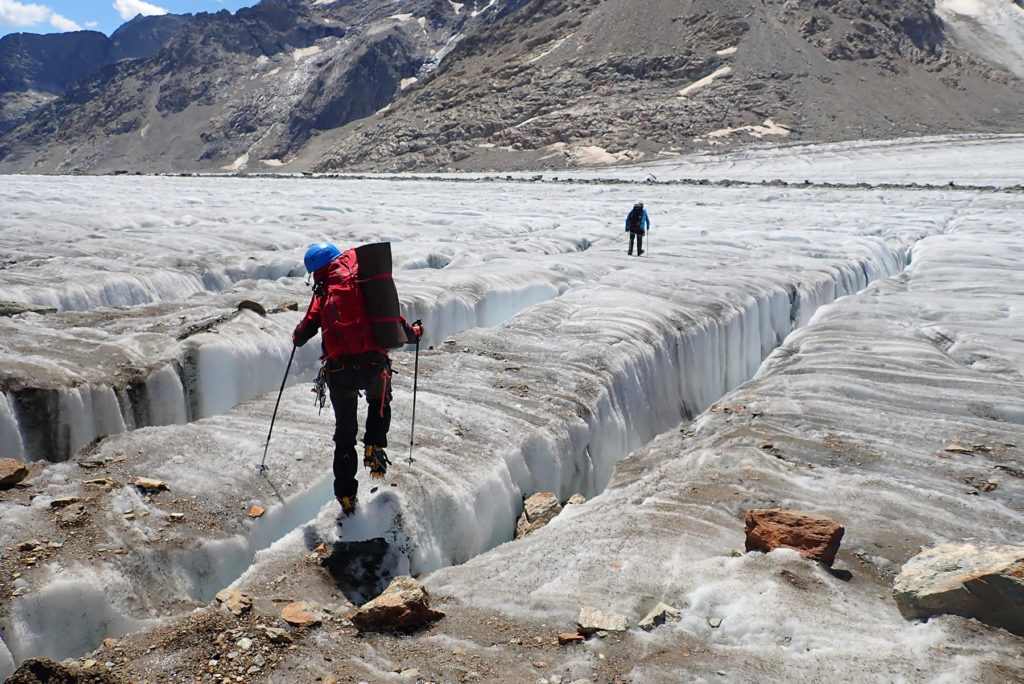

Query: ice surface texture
[1,136,1024,680]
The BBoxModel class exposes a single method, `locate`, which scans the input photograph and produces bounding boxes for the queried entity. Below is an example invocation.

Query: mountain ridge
[1,0,1022,174]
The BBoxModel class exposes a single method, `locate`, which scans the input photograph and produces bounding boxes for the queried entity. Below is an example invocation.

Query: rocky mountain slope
[0,14,189,137]
[1,0,1023,174]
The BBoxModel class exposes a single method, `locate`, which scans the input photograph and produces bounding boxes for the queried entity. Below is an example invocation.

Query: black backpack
[627,205,644,232]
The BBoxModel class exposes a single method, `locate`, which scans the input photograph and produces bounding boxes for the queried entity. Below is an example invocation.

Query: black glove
[404,319,424,343]
[292,322,309,347]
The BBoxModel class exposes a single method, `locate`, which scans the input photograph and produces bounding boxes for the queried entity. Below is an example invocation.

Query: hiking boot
[337,495,357,515]
[627,249,632,255]
[364,445,391,479]
[637,248,644,256]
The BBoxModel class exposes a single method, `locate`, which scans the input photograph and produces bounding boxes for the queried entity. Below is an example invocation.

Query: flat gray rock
[893,541,1024,636]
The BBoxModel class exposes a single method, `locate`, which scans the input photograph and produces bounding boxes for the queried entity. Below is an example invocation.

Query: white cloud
[49,11,81,31]
[112,0,168,21]
[0,0,51,26]
[84,20,98,27]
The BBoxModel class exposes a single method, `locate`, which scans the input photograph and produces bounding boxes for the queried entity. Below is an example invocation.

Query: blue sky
[0,0,256,38]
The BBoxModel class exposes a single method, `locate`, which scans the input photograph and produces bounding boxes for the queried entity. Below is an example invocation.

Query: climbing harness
[312,362,328,414]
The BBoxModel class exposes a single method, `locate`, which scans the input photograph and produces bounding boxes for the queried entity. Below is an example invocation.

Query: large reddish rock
[744,508,845,567]
[351,575,444,632]
[281,601,322,627]
[0,457,29,488]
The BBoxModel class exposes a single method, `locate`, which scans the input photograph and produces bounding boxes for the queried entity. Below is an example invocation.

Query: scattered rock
[744,508,845,567]
[0,458,29,488]
[278,300,299,311]
[83,478,117,486]
[637,602,681,631]
[0,301,57,317]
[350,575,445,632]
[893,540,1024,636]
[566,493,586,505]
[260,625,292,644]
[5,657,119,683]
[249,505,266,518]
[576,606,629,635]
[134,477,169,492]
[49,496,82,509]
[56,503,87,525]
[281,601,322,627]
[215,588,253,617]
[558,632,586,645]
[237,299,267,316]
[17,540,42,551]
[515,492,563,538]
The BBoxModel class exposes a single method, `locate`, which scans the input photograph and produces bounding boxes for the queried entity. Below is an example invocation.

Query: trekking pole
[406,336,421,464]
[257,344,296,475]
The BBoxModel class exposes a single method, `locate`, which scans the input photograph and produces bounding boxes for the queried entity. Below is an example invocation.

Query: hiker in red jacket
[292,242,422,515]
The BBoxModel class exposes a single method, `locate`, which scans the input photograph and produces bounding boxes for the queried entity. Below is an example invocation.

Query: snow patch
[678,66,732,97]
[703,119,791,141]
[400,76,419,90]
[292,45,322,61]
[541,142,632,165]
[260,158,284,167]
[449,1,464,14]
[528,36,571,64]
[222,153,249,172]
[471,0,499,17]
[390,13,414,21]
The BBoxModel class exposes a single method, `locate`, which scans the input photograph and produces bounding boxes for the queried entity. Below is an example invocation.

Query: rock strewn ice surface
[1,137,1024,681]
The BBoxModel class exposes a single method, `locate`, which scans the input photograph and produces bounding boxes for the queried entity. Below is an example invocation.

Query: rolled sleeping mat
[355,241,409,350]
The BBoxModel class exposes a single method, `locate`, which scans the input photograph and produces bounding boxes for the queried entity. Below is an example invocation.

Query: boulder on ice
[744,508,845,567]
[893,540,1024,636]
[350,575,444,632]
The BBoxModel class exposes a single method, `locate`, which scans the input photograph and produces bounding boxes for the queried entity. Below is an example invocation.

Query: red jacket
[293,249,416,359]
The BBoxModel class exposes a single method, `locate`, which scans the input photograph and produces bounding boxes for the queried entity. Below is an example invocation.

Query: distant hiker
[292,242,423,515]
[625,202,650,256]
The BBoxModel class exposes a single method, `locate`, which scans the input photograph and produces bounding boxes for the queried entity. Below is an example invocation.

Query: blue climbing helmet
[303,242,341,274]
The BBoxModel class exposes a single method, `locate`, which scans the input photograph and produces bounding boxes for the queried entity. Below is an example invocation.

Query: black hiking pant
[327,352,392,499]
[628,229,644,255]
